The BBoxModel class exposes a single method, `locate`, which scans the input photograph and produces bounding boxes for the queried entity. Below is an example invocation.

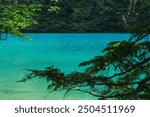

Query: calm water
[0,33,130,100]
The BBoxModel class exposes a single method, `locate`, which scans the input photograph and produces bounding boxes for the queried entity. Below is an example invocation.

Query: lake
[0,33,130,100]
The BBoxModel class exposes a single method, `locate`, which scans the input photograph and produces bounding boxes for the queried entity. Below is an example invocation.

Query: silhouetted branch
[107,57,150,79]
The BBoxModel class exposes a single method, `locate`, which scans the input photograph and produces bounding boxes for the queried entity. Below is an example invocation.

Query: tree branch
[107,57,150,79]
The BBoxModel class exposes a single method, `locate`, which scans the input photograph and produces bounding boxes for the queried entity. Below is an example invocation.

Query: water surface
[0,33,130,100]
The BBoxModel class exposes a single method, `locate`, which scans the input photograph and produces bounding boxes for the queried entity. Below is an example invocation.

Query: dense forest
[0,0,150,99]
[22,0,150,32]
[0,0,150,33]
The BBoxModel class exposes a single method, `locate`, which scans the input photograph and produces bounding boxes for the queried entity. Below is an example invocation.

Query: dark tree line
[0,0,149,33]
[24,0,150,33]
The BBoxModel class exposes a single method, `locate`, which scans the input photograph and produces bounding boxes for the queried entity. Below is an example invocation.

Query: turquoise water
[0,33,130,100]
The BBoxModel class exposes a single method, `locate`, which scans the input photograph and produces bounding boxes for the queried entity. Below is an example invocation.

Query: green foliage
[0,3,41,39]
[127,0,150,33]
[24,0,150,33]
[1,0,146,33]
[1,0,149,33]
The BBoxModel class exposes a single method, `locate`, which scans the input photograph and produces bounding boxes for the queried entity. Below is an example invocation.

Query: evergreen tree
[18,0,150,100]
[18,33,150,99]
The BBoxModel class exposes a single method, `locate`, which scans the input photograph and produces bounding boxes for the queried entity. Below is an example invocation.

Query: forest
[0,0,150,99]
[0,0,150,33]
